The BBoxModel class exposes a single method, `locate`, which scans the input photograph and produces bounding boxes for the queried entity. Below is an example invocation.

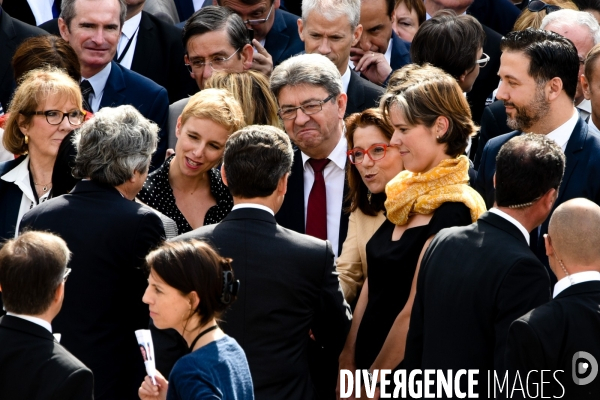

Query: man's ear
[278,172,289,196]
[546,77,564,101]
[298,18,305,42]
[220,164,228,187]
[58,18,70,41]
[240,44,254,70]
[544,233,555,258]
[351,24,363,47]
[582,75,592,100]
[493,173,496,189]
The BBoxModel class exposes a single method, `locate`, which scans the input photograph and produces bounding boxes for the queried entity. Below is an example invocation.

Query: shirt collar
[384,38,393,66]
[546,107,579,151]
[1,155,36,203]
[489,208,530,245]
[577,98,591,114]
[590,117,600,134]
[122,12,142,39]
[6,312,52,333]
[553,271,600,298]
[231,203,274,216]
[341,65,351,94]
[301,134,348,171]
[82,62,112,98]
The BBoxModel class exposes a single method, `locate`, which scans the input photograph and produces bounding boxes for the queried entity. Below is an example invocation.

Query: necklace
[34,181,52,192]
[188,325,218,351]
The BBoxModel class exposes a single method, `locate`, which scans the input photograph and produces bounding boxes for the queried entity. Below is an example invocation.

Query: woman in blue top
[139,240,254,400]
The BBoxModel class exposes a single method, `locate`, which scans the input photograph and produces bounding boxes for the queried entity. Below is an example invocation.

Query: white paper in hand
[135,329,157,385]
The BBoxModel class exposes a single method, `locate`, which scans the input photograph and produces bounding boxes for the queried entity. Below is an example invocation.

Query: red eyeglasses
[347,143,393,164]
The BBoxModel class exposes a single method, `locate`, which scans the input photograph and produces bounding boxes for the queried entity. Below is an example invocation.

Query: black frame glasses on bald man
[278,94,335,120]
[22,110,86,126]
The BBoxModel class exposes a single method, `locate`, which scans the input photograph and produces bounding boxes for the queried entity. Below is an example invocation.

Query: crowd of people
[2,0,600,399]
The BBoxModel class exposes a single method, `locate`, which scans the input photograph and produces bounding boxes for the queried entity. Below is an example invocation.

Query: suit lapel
[554,118,586,206]
[389,31,410,71]
[100,61,127,109]
[345,70,364,117]
[130,12,153,76]
[337,177,350,256]
[264,10,290,66]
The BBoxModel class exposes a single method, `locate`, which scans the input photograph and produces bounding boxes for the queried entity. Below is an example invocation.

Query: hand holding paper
[135,329,157,385]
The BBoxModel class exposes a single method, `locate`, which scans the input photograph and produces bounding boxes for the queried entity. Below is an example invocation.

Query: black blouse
[137,155,233,235]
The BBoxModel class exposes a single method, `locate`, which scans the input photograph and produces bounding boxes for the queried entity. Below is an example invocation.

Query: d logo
[572,351,598,385]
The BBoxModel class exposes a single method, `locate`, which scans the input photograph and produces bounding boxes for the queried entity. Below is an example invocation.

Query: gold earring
[24,135,29,145]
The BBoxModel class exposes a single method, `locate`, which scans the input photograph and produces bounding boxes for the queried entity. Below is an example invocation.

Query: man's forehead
[186,31,235,57]
[222,0,271,11]
[277,84,329,102]
[304,11,353,31]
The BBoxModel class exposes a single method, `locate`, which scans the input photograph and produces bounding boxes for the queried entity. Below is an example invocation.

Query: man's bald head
[548,198,600,270]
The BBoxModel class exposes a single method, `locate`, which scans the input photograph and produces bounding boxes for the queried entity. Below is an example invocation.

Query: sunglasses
[527,0,562,14]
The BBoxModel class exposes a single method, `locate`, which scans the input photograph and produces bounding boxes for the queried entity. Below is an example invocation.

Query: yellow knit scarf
[384,155,486,226]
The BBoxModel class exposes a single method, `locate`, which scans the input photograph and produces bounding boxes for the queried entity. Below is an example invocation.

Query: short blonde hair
[513,0,579,31]
[206,70,280,127]
[4,67,83,155]
[179,88,245,134]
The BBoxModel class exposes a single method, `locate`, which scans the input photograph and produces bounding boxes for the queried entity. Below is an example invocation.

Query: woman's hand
[139,371,168,400]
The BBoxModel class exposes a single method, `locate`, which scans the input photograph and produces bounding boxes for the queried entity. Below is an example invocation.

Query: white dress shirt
[116,12,142,70]
[83,63,112,113]
[27,0,54,25]
[1,156,52,237]
[384,38,393,66]
[6,312,52,333]
[489,207,530,245]
[232,203,275,216]
[576,98,592,122]
[589,117,600,135]
[301,135,347,256]
[546,107,579,152]
[341,65,351,94]
[553,271,600,298]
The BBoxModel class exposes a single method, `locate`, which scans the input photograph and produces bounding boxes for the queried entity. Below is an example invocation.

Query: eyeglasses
[278,94,335,120]
[63,268,72,282]
[579,56,586,65]
[347,143,393,164]
[476,53,490,68]
[527,1,561,14]
[242,4,274,26]
[185,48,241,72]
[23,110,86,126]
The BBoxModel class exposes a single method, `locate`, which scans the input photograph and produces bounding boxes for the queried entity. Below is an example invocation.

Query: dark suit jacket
[0,0,59,27]
[506,281,600,398]
[175,207,351,400]
[473,100,511,169]
[404,212,551,395]
[0,156,27,242]
[100,61,169,169]
[389,30,411,72]
[275,148,350,256]
[466,24,502,125]
[0,315,94,400]
[40,13,196,103]
[19,180,166,400]
[265,9,304,66]
[0,9,47,112]
[173,0,195,23]
[475,118,600,269]
[468,0,520,36]
[346,69,384,117]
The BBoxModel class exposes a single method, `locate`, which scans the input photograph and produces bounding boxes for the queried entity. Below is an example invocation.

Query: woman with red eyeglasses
[337,108,404,306]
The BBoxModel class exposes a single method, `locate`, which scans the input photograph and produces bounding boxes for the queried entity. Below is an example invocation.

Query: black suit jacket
[346,69,384,117]
[475,118,600,271]
[173,208,351,400]
[19,180,166,400]
[0,156,27,242]
[506,281,600,399]
[0,9,47,112]
[468,0,520,36]
[275,147,350,256]
[473,99,510,169]
[265,9,304,66]
[40,13,196,103]
[506,281,600,398]
[0,315,94,400]
[404,212,550,395]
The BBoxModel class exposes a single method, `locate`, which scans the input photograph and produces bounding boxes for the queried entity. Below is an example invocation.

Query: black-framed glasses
[278,94,335,120]
[63,268,72,282]
[22,110,86,126]
[347,143,393,164]
[185,48,241,73]
[527,0,561,14]
[242,3,274,26]
[476,53,490,68]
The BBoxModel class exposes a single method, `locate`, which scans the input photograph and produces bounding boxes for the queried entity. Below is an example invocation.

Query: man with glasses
[167,6,253,144]
[270,53,349,399]
[214,0,304,67]
[0,231,94,400]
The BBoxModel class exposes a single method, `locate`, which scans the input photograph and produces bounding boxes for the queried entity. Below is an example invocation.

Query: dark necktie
[306,158,330,240]
[80,80,94,113]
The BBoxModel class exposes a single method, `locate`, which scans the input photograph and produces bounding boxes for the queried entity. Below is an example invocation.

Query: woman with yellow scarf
[338,64,487,389]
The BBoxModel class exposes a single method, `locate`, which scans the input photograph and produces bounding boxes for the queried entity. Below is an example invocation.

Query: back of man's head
[411,11,484,82]
[223,125,293,198]
[548,198,600,269]
[495,133,565,208]
[501,28,580,100]
[0,231,71,316]
[540,8,600,46]
[183,6,251,51]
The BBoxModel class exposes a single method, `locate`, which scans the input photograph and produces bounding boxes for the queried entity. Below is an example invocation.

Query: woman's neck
[168,155,211,194]
[27,150,55,185]
[181,318,223,352]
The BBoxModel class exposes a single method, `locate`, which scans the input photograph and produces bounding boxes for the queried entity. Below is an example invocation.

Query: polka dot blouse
[137,155,233,235]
